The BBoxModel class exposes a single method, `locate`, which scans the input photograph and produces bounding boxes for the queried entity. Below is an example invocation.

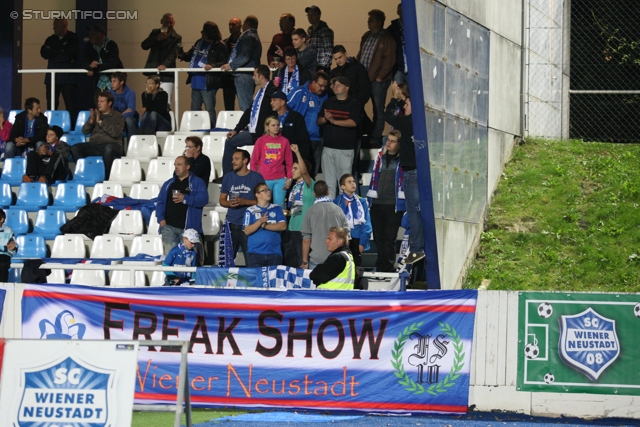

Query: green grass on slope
[464,139,640,292]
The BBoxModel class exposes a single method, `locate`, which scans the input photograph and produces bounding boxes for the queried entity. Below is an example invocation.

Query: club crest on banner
[391,322,465,395]
[17,357,112,427]
[38,310,87,340]
[559,307,620,381]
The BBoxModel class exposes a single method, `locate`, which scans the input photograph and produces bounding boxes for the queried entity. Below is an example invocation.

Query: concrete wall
[424,0,521,289]
[20,0,398,112]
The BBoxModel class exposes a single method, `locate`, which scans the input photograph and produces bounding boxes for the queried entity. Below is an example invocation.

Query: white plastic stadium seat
[202,209,221,236]
[178,111,210,133]
[109,270,147,287]
[47,269,66,284]
[145,157,174,183]
[126,135,159,160]
[216,111,242,129]
[130,183,160,200]
[91,182,124,200]
[51,234,86,258]
[156,111,176,138]
[109,158,142,185]
[70,270,106,287]
[109,210,144,237]
[162,134,188,158]
[147,211,160,235]
[130,235,164,257]
[90,235,126,258]
[203,132,226,177]
[150,270,166,287]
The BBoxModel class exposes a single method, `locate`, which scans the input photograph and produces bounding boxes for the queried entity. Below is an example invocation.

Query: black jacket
[384,98,415,171]
[141,27,183,82]
[82,39,123,86]
[329,57,372,106]
[387,18,405,76]
[233,82,278,141]
[179,39,228,90]
[141,91,171,123]
[310,244,352,285]
[40,30,80,85]
[9,111,49,148]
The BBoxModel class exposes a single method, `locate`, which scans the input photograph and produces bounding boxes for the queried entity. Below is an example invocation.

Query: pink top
[250,134,293,180]
[0,121,12,143]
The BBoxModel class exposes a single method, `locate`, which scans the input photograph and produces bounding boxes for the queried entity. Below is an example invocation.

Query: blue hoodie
[109,85,136,118]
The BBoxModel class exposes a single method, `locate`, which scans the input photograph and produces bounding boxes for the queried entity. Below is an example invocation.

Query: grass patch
[131,408,245,427]
[464,138,640,292]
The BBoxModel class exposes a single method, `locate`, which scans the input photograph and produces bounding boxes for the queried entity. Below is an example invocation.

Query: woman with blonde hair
[250,116,293,206]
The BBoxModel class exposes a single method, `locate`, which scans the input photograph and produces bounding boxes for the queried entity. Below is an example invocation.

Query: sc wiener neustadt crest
[17,356,113,427]
[559,307,620,381]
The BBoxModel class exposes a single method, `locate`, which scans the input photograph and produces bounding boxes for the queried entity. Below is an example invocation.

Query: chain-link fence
[569,0,640,143]
[527,0,640,143]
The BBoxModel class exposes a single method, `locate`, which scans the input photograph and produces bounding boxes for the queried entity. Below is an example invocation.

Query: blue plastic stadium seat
[70,110,91,134]
[44,110,72,133]
[8,267,21,283]
[72,156,105,186]
[15,234,47,259]
[0,182,13,208]
[16,183,50,212]
[8,110,22,124]
[60,134,86,146]
[5,208,30,234]
[33,208,67,240]
[51,183,87,211]
[0,158,27,186]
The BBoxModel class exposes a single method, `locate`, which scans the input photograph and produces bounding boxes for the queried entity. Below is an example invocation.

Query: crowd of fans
[0,4,427,289]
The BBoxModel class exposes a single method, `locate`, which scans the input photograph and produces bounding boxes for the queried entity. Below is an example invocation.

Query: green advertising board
[517,292,640,395]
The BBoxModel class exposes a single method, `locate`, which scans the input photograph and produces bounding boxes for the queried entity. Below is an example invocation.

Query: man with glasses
[183,136,211,185]
[288,71,328,177]
[243,183,287,267]
[317,76,362,199]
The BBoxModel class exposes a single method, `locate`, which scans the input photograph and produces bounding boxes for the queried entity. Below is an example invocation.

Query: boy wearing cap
[162,228,200,286]
[23,125,70,183]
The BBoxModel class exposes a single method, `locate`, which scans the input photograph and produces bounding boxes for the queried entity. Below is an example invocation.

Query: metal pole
[50,71,56,111]
[174,70,180,129]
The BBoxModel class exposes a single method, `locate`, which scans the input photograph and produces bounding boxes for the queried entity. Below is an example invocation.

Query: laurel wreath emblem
[390,321,465,395]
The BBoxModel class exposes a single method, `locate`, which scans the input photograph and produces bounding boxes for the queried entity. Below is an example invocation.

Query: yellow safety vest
[319,251,355,290]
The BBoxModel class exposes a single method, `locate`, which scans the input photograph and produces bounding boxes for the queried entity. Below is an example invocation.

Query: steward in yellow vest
[309,226,356,289]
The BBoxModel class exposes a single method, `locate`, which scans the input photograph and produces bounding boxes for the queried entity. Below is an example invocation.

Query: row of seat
[6,109,244,136]
[5,206,221,245]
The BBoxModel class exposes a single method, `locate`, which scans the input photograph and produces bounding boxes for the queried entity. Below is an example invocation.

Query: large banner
[518,292,640,395]
[22,285,477,414]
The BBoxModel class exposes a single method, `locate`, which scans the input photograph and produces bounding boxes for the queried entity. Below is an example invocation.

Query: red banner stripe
[23,290,476,314]
[134,392,468,412]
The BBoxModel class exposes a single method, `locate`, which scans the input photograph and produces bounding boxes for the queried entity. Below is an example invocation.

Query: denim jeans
[234,73,255,112]
[404,169,424,253]
[222,131,254,175]
[229,222,248,265]
[124,116,138,138]
[140,111,172,134]
[5,140,46,159]
[370,78,392,144]
[246,253,282,268]
[191,88,217,128]
[265,178,287,207]
[160,224,184,257]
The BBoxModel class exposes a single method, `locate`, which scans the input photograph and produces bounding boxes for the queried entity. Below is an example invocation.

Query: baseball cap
[305,5,321,14]
[269,91,288,101]
[182,229,200,243]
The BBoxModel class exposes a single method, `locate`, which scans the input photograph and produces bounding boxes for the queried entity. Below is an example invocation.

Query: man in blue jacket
[287,70,328,176]
[156,156,209,257]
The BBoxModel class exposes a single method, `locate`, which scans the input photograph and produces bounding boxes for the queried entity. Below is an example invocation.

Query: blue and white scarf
[340,193,366,229]
[282,66,300,95]
[228,29,256,66]
[218,220,235,268]
[188,39,212,70]
[314,196,332,204]
[249,85,266,133]
[288,180,305,216]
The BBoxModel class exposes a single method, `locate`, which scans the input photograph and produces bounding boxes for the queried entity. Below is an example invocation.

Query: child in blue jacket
[162,228,200,286]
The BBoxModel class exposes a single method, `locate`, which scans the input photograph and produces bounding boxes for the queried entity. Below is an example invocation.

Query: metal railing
[18,67,255,126]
